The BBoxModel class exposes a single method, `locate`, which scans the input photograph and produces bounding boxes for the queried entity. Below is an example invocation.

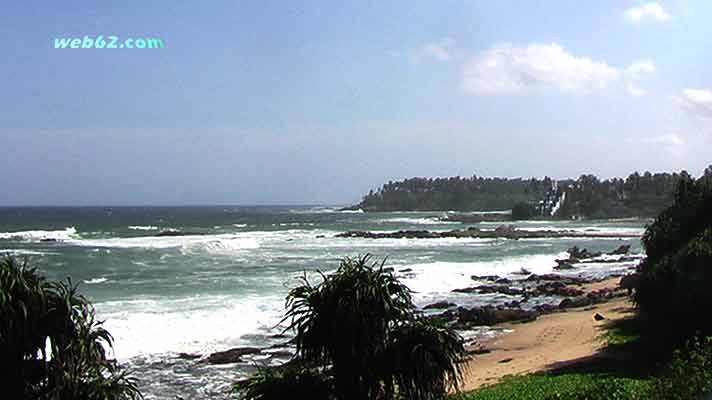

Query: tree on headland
[0,255,142,400]
[235,255,466,400]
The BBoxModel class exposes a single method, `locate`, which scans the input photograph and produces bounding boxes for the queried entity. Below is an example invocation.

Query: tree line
[354,167,712,219]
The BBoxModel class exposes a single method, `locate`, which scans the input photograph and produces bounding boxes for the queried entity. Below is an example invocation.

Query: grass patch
[452,372,652,400]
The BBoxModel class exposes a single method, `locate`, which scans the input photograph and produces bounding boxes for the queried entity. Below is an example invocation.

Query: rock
[534,282,584,297]
[504,300,521,308]
[610,244,631,255]
[554,259,575,270]
[513,268,531,275]
[400,268,413,273]
[423,301,457,310]
[594,313,606,321]
[453,285,524,296]
[177,353,201,360]
[558,296,592,309]
[533,304,558,314]
[495,278,513,285]
[525,274,591,285]
[494,225,517,236]
[315,235,325,238]
[456,306,538,327]
[499,358,514,363]
[471,275,501,282]
[335,228,640,240]
[205,347,262,364]
[567,246,601,260]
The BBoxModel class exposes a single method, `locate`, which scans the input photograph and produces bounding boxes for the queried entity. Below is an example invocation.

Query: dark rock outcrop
[423,301,457,310]
[456,306,538,327]
[335,228,640,240]
[205,347,261,364]
[610,245,631,255]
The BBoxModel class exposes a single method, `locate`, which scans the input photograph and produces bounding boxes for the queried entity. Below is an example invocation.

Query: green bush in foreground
[651,336,712,400]
[452,373,652,400]
[235,255,466,400]
[0,255,142,400]
[635,176,712,352]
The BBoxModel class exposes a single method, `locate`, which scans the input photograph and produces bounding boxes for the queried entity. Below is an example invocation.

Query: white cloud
[624,2,671,23]
[641,133,686,156]
[626,83,647,97]
[421,37,456,62]
[626,60,656,79]
[625,60,656,97]
[674,88,712,120]
[461,43,619,95]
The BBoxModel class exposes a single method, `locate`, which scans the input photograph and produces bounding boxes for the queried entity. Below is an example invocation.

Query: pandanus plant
[236,254,466,400]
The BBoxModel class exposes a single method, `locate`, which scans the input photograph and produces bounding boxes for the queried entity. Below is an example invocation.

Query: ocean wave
[0,249,53,256]
[339,209,364,213]
[84,277,108,284]
[128,225,159,231]
[398,253,568,296]
[70,234,261,254]
[96,294,284,360]
[0,227,78,242]
[377,217,457,225]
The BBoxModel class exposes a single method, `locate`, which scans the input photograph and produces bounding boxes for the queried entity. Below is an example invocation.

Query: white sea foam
[96,295,283,360]
[128,225,159,231]
[378,217,457,225]
[84,277,108,284]
[398,252,568,298]
[232,224,247,228]
[0,249,53,256]
[0,227,78,242]
[70,234,260,253]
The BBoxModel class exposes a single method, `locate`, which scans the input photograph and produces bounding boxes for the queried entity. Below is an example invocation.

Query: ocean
[0,206,646,399]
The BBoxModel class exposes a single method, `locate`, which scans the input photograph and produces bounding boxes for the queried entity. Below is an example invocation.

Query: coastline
[460,277,631,391]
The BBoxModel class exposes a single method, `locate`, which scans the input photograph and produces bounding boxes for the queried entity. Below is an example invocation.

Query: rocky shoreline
[186,245,639,367]
[335,226,640,240]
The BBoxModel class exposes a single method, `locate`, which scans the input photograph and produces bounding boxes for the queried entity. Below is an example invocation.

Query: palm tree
[0,255,142,400]
[238,254,466,400]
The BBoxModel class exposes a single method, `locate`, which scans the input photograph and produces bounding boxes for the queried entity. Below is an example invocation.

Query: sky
[1,0,711,205]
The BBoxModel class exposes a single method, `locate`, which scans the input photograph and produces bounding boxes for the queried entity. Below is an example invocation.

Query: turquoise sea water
[0,206,646,399]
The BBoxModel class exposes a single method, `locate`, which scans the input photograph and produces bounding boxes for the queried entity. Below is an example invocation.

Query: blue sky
[1,0,711,205]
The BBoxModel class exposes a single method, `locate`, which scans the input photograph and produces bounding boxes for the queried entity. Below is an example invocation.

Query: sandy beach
[461,277,633,391]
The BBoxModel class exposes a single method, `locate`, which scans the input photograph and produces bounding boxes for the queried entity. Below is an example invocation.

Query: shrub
[233,363,333,400]
[0,255,142,400]
[651,336,712,400]
[634,176,712,351]
[235,255,466,400]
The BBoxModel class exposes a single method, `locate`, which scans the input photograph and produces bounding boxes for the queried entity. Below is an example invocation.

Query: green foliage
[237,255,466,400]
[233,363,333,400]
[634,176,712,350]
[356,171,686,218]
[511,202,535,220]
[651,336,712,400]
[0,255,142,400]
[452,373,652,400]
[358,176,555,212]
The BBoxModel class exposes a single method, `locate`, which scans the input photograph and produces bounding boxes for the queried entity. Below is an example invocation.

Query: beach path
[461,278,634,391]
